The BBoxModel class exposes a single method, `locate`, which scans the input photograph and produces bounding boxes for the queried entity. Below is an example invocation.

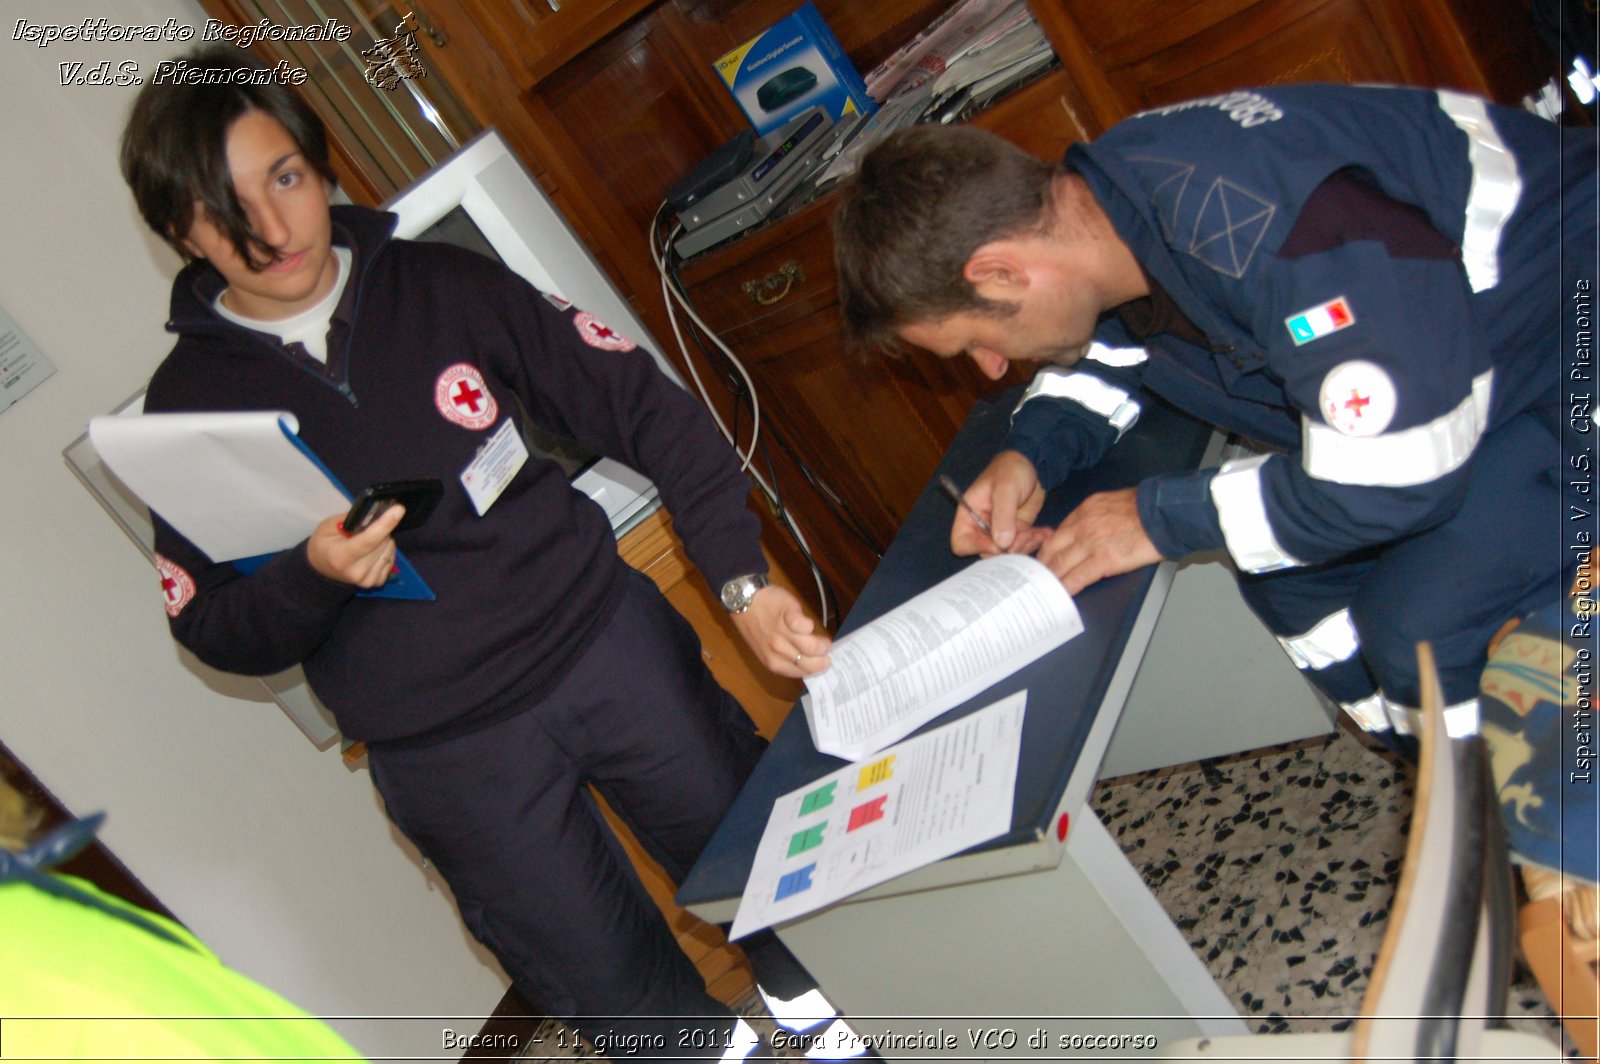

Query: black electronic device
[676,107,831,232]
[757,66,818,112]
[666,129,757,213]
[672,107,834,258]
[345,478,444,533]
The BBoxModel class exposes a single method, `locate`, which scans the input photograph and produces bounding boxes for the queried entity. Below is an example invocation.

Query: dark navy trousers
[367,569,768,1061]
[1235,406,1569,730]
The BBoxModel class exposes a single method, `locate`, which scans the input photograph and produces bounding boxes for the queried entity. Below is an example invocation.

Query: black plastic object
[666,129,757,212]
[757,66,817,112]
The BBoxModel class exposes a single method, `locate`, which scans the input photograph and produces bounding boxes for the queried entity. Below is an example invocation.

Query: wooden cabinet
[1029,0,1556,137]
[450,0,659,86]
[674,180,1028,603]
[355,0,1553,613]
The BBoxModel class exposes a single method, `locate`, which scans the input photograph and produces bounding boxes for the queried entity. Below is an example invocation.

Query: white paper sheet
[88,410,349,562]
[730,691,1026,939]
[801,554,1081,761]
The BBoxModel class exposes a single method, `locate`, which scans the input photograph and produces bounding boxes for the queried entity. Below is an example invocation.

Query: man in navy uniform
[833,84,1596,749]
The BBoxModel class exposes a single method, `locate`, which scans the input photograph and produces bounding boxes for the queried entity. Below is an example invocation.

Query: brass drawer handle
[742,261,804,306]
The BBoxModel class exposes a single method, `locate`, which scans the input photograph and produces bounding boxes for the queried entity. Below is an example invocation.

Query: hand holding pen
[940,454,1053,558]
[939,474,993,537]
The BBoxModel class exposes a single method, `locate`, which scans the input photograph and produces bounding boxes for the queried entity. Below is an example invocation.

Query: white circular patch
[154,553,195,618]
[434,363,499,430]
[1318,360,1396,437]
[574,312,636,352]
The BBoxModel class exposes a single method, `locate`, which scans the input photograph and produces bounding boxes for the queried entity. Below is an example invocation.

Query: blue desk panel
[680,387,1213,911]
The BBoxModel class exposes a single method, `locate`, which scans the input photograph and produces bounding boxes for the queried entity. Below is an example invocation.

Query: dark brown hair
[832,124,1062,350]
[120,45,336,265]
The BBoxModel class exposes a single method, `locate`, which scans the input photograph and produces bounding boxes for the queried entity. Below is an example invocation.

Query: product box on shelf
[713,2,876,136]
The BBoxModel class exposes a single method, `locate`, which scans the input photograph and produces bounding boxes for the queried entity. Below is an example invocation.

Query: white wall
[0,3,509,1057]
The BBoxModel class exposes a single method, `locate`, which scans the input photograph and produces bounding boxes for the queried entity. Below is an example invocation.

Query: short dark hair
[832,124,1062,350]
[120,44,336,264]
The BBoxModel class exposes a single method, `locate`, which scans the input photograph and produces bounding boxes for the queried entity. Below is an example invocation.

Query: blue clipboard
[230,419,435,602]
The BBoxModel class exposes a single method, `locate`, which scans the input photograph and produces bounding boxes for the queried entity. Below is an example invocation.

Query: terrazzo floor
[517,724,1573,1061]
[1089,722,1571,1050]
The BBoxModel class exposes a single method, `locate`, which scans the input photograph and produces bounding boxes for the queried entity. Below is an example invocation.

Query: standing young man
[834,84,1596,748]
[121,44,833,1059]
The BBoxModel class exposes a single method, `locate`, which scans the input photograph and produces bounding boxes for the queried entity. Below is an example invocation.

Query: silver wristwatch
[719,572,770,613]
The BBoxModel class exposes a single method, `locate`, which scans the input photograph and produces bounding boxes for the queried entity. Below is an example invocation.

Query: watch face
[721,574,767,611]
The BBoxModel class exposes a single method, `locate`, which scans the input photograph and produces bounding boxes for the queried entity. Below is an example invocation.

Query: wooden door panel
[747,314,953,540]
[1113,0,1426,107]
[1059,0,1257,57]
[456,0,659,87]
[538,17,740,238]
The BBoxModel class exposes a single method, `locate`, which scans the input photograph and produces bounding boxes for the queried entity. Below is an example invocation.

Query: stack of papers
[922,17,1055,124]
[863,0,1023,102]
[814,0,1056,186]
[730,554,1083,936]
[730,692,1027,939]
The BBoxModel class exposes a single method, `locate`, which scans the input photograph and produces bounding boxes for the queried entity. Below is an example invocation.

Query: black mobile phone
[344,478,444,534]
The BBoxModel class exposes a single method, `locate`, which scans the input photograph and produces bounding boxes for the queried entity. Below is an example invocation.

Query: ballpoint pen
[937,473,994,538]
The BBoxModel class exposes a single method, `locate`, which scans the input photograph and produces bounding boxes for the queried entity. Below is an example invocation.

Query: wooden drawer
[679,198,841,341]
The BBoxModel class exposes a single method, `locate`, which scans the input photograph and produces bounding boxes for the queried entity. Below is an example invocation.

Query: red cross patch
[154,553,195,618]
[1318,360,1396,437]
[434,363,499,430]
[574,312,636,352]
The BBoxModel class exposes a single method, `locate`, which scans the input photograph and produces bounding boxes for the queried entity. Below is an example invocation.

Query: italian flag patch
[1285,296,1355,346]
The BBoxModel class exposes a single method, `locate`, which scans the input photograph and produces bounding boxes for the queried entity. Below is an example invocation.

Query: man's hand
[729,584,832,679]
[952,449,1049,556]
[306,504,406,588]
[1034,487,1164,595]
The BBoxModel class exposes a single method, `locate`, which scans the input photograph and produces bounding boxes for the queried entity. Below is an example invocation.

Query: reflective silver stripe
[1302,370,1493,487]
[1388,703,1419,736]
[1437,89,1521,293]
[1013,364,1142,438]
[1208,454,1304,573]
[1277,609,1360,671]
[1442,697,1481,738]
[1341,693,1392,732]
[1385,695,1481,738]
[1082,342,1149,368]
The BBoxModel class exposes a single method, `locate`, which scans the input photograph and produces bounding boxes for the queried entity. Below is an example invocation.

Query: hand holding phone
[344,478,444,534]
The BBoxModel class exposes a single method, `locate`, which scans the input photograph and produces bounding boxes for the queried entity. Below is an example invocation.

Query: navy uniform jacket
[1004,84,1594,575]
[145,205,764,746]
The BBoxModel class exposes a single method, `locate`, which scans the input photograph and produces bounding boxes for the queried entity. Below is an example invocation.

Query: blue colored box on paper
[713,2,876,135]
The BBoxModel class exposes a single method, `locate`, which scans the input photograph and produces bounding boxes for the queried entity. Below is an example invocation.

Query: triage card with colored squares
[729,691,1025,939]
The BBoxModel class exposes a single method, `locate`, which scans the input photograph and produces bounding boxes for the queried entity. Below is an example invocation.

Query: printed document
[801,553,1081,761]
[730,691,1025,939]
[88,410,348,562]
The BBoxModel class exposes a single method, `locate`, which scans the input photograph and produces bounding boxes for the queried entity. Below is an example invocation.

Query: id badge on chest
[460,417,529,515]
